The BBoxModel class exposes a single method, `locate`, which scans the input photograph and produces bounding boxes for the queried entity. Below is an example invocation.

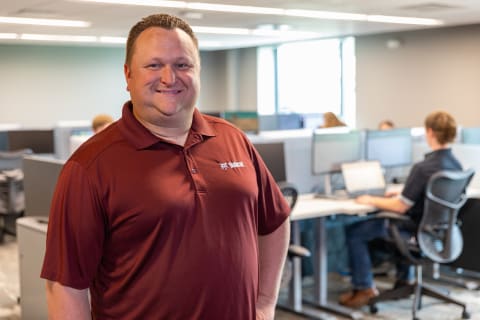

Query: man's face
[124,27,200,124]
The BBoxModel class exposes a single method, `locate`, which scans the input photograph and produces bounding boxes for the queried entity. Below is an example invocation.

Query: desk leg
[303,217,364,320]
[289,221,302,310]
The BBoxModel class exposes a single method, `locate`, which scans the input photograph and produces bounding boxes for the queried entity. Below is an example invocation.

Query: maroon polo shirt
[41,102,290,319]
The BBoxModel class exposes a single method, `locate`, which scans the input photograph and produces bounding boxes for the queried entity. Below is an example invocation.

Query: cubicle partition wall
[451,144,480,189]
[461,127,480,144]
[248,130,324,194]
[23,155,64,217]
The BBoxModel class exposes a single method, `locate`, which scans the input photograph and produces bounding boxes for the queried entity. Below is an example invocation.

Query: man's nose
[160,65,176,84]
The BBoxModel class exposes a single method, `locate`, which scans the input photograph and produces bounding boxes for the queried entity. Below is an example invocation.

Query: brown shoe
[339,287,379,308]
[338,291,355,305]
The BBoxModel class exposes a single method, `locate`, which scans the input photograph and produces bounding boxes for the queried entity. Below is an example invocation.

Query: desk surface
[292,185,480,222]
[291,194,375,221]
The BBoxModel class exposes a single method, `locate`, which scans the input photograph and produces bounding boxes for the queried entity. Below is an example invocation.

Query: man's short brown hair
[424,110,457,145]
[125,13,198,66]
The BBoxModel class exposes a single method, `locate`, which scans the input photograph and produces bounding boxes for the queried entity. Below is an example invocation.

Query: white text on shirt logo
[219,161,245,170]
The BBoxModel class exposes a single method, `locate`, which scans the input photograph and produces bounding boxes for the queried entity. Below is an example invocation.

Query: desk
[279,194,375,320]
[282,187,480,319]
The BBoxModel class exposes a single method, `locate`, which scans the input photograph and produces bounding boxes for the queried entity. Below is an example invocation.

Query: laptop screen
[341,161,386,194]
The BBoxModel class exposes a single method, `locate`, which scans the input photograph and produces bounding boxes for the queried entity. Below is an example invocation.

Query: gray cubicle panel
[248,130,324,194]
[17,216,48,319]
[23,156,64,217]
[451,144,480,189]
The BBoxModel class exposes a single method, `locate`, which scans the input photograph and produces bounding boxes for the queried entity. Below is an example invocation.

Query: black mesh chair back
[418,169,475,263]
[370,168,475,320]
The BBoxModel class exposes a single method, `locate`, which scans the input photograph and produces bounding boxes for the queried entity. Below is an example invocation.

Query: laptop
[341,160,387,198]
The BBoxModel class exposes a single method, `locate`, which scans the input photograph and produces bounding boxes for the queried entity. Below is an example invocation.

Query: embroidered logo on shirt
[219,161,245,170]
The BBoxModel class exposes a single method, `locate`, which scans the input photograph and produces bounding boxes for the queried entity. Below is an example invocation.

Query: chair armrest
[288,244,311,258]
[375,211,410,221]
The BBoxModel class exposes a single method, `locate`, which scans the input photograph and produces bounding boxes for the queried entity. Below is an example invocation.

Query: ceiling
[2,0,480,50]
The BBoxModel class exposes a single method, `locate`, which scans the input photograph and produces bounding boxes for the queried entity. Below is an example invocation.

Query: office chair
[369,169,475,320]
[277,182,311,308]
[0,148,33,241]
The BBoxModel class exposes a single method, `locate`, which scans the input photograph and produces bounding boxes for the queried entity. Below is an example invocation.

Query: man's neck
[134,110,193,146]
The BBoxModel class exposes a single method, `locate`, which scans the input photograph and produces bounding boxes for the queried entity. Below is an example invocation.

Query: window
[257,37,355,126]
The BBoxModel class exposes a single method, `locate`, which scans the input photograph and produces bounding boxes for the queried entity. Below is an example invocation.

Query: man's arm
[256,219,290,320]
[356,195,411,214]
[46,280,90,320]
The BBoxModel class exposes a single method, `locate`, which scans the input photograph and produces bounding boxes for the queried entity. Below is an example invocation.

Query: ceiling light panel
[72,0,444,26]
[0,16,91,27]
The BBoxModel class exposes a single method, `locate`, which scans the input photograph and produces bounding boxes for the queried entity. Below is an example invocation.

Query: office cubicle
[461,127,480,144]
[23,155,64,217]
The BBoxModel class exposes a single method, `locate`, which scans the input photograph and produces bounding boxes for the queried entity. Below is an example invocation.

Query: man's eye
[177,63,191,70]
[146,64,161,69]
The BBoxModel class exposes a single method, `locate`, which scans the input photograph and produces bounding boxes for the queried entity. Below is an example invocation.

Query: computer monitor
[7,129,55,154]
[23,155,65,217]
[365,128,412,167]
[253,142,286,183]
[54,121,91,160]
[311,130,362,174]
[461,127,480,144]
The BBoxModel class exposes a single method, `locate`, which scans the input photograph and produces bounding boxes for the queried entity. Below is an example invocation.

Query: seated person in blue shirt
[339,110,462,308]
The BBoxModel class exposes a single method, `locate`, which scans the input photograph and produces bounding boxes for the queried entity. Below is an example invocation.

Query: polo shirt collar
[118,101,216,150]
[425,147,452,160]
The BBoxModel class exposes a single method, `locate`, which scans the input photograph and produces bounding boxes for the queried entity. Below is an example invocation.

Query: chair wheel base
[369,304,378,314]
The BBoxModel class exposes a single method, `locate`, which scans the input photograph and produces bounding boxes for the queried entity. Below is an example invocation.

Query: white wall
[0,44,257,126]
[6,24,480,129]
[198,47,258,112]
[356,24,480,129]
[0,44,128,126]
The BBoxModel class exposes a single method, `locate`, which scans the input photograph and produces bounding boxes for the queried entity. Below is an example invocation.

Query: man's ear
[124,63,131,92]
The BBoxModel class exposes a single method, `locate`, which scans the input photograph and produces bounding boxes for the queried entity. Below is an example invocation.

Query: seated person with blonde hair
[321,112,346,128]
[92,114,114,134]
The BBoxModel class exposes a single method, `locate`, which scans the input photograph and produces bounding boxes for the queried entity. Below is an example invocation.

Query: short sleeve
[401,163,428,206]
[40,161,105,289]
[251,146,290,235]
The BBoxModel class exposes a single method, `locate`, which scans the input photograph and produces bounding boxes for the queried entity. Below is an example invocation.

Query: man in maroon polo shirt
[41,13,290,320]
